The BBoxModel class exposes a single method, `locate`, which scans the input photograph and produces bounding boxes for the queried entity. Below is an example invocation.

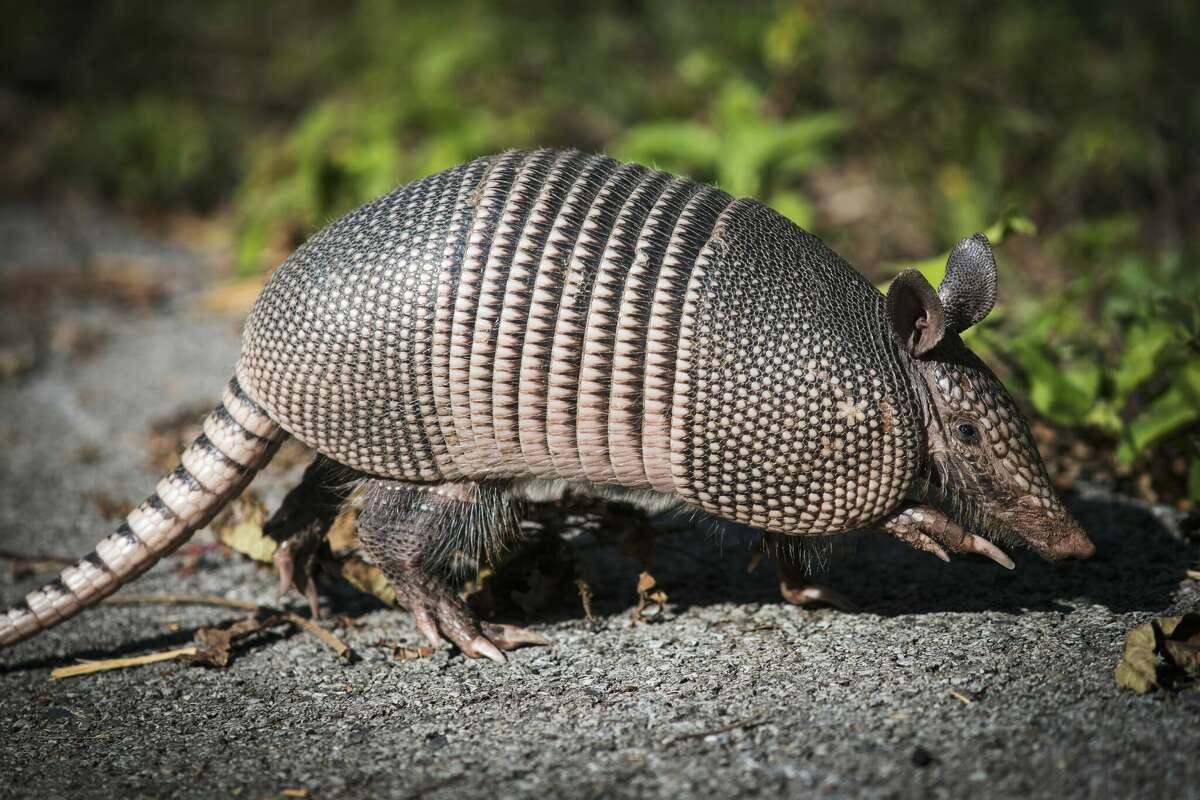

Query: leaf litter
[1115,613,1200,694]
[45,484,699,680]
[50,593,354,680]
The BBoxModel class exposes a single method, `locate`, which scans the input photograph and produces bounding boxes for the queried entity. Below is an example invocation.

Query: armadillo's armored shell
[675,202,921,533]
[237,149,923,536]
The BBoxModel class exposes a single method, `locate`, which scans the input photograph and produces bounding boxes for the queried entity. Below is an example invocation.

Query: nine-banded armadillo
[0,148,1094,660]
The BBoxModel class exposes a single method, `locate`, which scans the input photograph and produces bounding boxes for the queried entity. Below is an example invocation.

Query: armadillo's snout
[1058,525,1096,560]
[1041,517,1096,561]
[1011,493,1096,561]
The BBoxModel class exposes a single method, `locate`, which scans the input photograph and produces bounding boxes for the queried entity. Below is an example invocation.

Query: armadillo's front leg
[882,504,1015,569]
[356,479,548,663]
[263,455,351,616]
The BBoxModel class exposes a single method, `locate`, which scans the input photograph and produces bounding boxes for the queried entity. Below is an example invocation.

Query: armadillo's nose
[1050,518,1096,560]
[1061,531,1096,560]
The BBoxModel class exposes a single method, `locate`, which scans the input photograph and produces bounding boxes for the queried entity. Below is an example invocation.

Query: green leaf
[982,209,1038,243]
[1111,319,1176,402]
[767,191,815,229]
[1188,458,1200,503]
[1081,400,1122,434]
[614,122,722,175]
[881,209,1036,288]
[1117,361,1200,464]
[1013,342,1101,426]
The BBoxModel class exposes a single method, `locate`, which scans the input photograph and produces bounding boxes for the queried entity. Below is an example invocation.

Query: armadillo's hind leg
[262,455,356,617]
[356,479,549,663]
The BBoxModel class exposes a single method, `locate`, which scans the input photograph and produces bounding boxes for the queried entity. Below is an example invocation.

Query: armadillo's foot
[270,535,325,618]
[751,534,855,611]
[883,503,1015,570]
[263,455,353,617]
[391,569,549,663]
[356,477,548,664]
[776,558,856,611]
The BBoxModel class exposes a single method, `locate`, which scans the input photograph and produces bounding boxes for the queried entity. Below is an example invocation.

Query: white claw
[470,636,507,664]
[967,535,1015,570]
[415,618,449,650]
[916,534,950,563]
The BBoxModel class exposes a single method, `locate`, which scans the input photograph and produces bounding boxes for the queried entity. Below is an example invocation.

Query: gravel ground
[1,205,1197,800]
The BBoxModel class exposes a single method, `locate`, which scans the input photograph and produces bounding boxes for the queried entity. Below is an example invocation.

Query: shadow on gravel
[428,488,1196,630]
[644,491,1196,618]
[2,492,1191,669]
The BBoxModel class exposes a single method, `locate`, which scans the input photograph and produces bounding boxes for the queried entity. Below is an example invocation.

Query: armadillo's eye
[955,421,981,444]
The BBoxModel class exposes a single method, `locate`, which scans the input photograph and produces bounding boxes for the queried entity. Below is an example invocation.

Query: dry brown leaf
[632,570,668,623]
[214,494,275,563]
[192,615,285,667]
[369,639,435,661]
[326,508,361,551]
[393,646,435,661]
[220,521,277,563]
[105,593,353,663]
[211,497,397,609]
[337,555,396,606]
[1115,613,1200,694]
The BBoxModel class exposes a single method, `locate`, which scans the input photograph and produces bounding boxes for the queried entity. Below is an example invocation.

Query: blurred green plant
[50,96,238,210]
[614,80,846,228]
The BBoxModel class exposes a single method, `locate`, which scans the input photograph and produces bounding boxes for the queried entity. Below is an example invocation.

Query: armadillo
[0,149,1095,660]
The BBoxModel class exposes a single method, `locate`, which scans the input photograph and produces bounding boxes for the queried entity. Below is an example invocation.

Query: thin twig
[50,647,200,680]
[281,610,353,662]
[104,592,261,611]
[0,548,74,568]
[658,713,769,748]
[948,689,975,705]
[102,592,354,662]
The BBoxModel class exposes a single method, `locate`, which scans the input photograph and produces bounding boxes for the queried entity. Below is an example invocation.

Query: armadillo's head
[886,234,1095,562]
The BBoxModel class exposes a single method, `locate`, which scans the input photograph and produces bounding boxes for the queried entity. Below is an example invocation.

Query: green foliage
[970,242,1200,498]
[890,209,1038,288]
[51,96,238,210]
[615,80,846,228]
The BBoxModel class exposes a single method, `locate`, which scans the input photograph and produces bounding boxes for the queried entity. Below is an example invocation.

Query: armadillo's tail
[0,377,285,647]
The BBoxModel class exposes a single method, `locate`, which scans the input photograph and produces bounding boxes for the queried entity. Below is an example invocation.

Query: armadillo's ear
[938,233,997,334]
[887,268,946,357]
